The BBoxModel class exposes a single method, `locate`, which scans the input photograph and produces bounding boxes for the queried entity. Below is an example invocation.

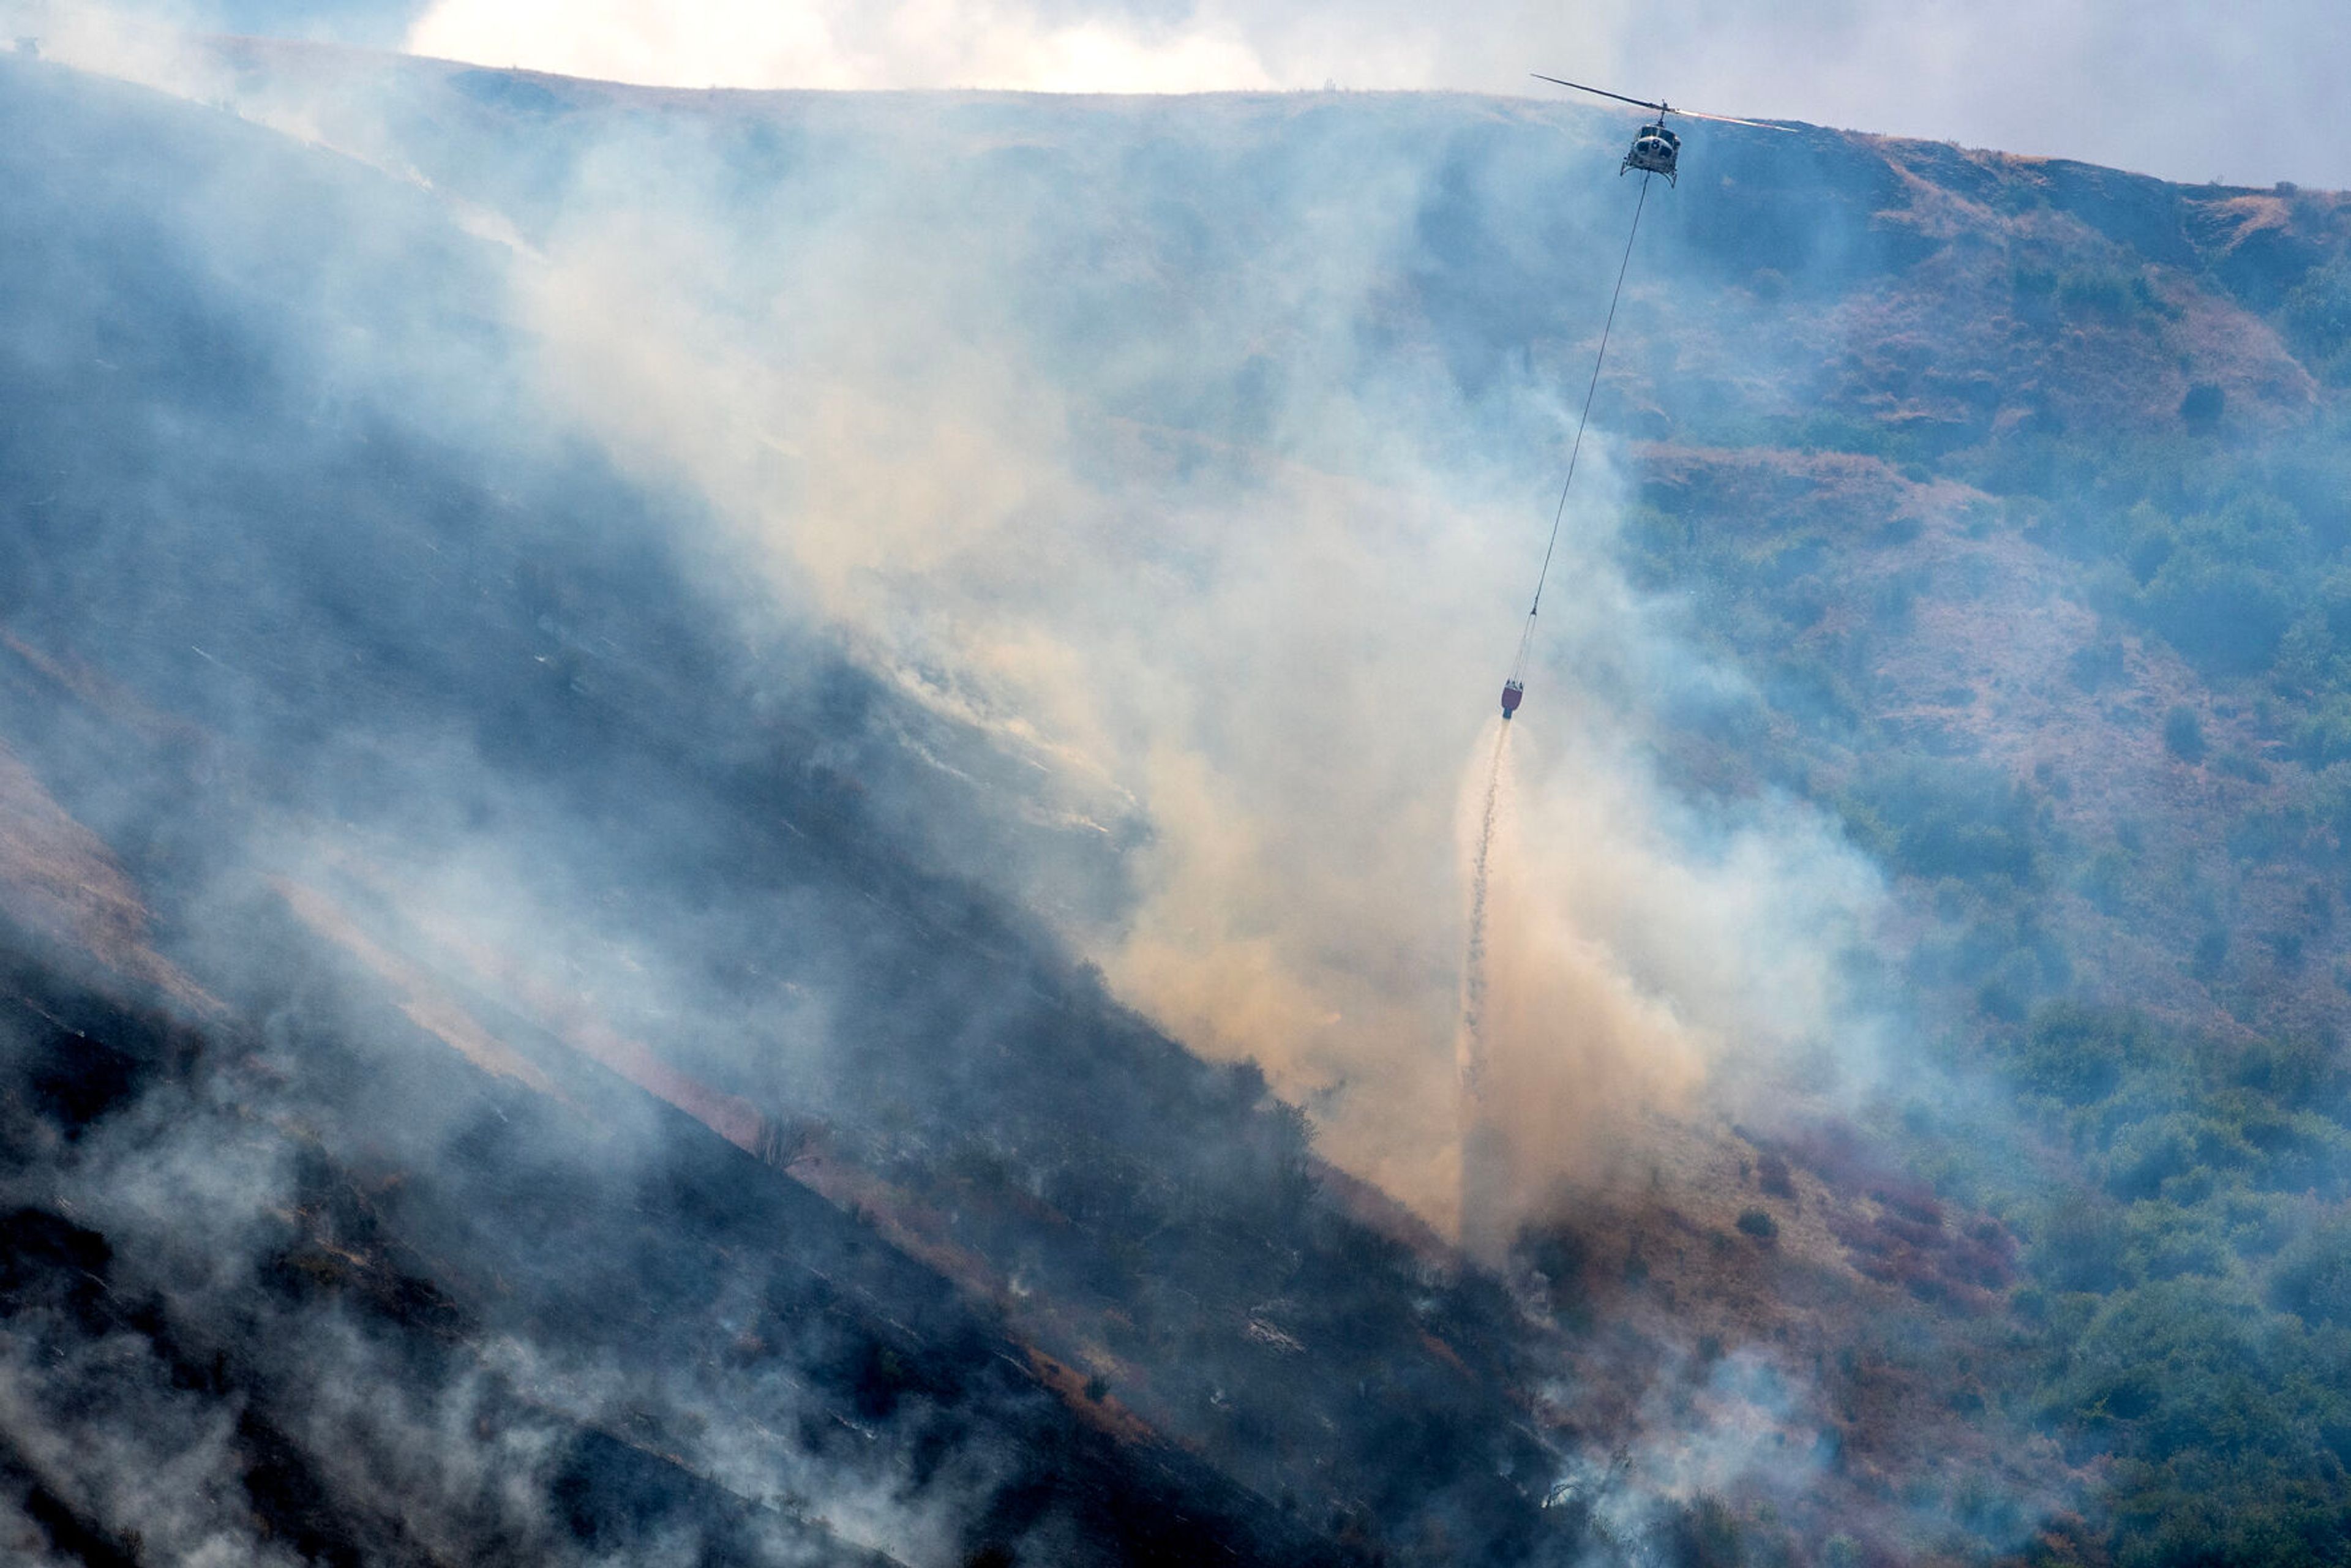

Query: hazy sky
[103,0,2346,189]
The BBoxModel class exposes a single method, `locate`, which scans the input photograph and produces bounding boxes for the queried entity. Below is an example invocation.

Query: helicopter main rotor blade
[1529,72,1794,132]
[1669,107,1796,131]
[1528,73,1665,113]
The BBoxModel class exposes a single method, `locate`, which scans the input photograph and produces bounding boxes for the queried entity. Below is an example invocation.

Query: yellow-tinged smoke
[170,87,1886,1239]
[1454,715,1709,1255]
[1456,717,1513,1257]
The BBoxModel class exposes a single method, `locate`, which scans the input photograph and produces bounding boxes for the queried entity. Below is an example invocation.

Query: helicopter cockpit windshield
[1623,123,1681,182]
[1529,73,1788,192]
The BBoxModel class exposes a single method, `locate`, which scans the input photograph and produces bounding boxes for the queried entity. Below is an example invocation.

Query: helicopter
[1529,73,1788,186]
[1493,75,1791,723]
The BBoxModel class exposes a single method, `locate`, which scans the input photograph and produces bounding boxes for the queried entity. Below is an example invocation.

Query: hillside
[7,37,2351,1568]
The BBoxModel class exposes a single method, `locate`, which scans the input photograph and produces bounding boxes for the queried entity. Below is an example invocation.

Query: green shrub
[2058,268,2134,321]
[2018,1002,2141,1103]
[2101,1114,2252,1201]
[2282,259,2351,364]
[2267,1222,2351,1326]
[2162,705,2206,762]
[2230,1035,2338,1109]
[1846,759,2044,883]
[2214,751,2271,784]
[2079,846,2133,913]
[2181,382,2226,431]
[1660,1495,1745,1568]
[2226,805,2311,865]
[2292,696,2351,766]
[2192,928,2229,981]
[2140,554,2292,674]
[2132,272,2184,320]
[2033,1191,2130,1293]
[2039,1279,2351,1568]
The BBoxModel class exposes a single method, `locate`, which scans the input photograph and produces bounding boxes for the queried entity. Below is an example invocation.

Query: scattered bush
[1736,1209,1779,1243]
[2079,846,2132,913]
[2226,804,2311,864]
[2140,553,2292,673]
[2230,1034,2338,1109]
[2162,704,2207,762]
[2057,268,2134,321]
[2017,1002,2140,1103]
[2033,1192,2129,1294]
[2192,928,2229,981]
[2181,381,2226,431]
[2268,1223,2351,1327]
[2292,695,2351,766]
[1659,1494,1745,1568]
[1845,759,2044,884]
[2282,259,2351,364]
[2068,636,2130,689]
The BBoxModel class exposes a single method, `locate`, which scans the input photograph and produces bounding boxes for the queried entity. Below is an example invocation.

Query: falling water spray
[1456,716,1514,1258]
[1457,171,1656,1259]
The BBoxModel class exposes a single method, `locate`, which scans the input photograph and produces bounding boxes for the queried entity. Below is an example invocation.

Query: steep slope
[0,52,1554,1568]
[14,37,2351,1568]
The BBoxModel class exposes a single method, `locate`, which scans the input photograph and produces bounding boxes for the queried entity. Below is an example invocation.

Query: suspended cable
[1508,171,1652,686]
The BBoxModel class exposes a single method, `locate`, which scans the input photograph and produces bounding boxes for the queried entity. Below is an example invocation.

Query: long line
[1511,171,1652,678]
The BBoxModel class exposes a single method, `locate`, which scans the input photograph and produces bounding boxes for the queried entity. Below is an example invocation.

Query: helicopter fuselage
[1622,123,1680,183]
